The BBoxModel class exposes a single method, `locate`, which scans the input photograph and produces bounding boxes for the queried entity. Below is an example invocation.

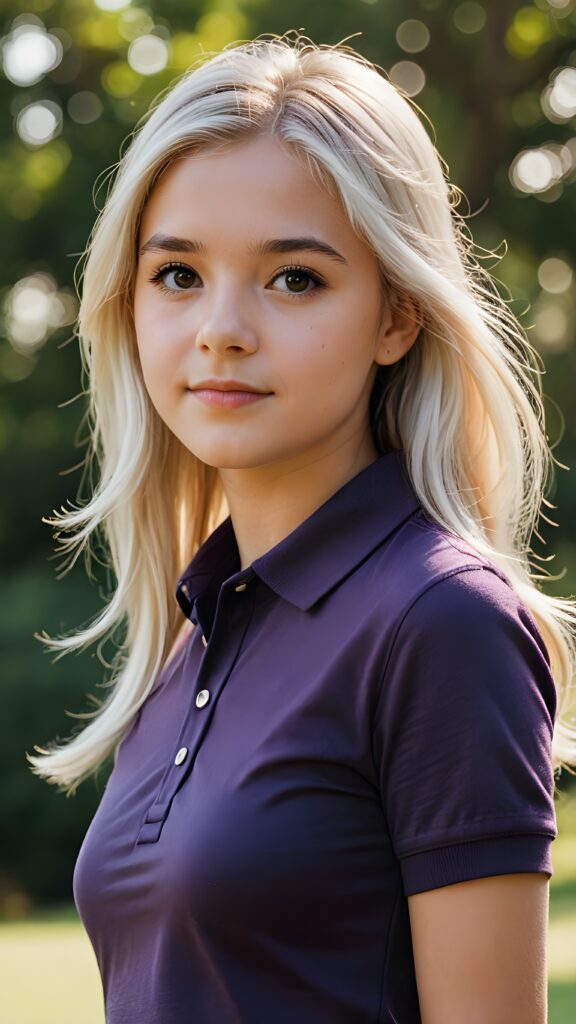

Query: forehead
[138,134,358,249]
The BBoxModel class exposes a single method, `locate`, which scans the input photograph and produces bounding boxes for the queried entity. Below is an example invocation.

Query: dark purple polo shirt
[73,449,557,1023]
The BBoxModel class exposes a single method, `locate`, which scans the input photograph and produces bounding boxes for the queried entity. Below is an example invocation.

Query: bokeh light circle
[5,273,77,354]
[534,302,570,351]
[389,61,426,97]
[396,20,431,55]
[127,34,169,75]
[537,257,574,294]
[67,91,103,125]
[453,2,487,34]
[95,0,132,11]
[2,25,63,86]
[509,148,563,194]
[16,101,62,147]
[548,68,576,120]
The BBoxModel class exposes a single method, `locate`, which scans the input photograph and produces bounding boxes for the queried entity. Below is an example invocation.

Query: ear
[374,290,423,366]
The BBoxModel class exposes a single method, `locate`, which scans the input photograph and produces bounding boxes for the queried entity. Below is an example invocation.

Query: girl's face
[134,133,418,471]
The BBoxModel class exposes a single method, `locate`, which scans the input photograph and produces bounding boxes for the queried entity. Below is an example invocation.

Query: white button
[174,747,188,765]
[180,582,190,598]
[201,634,208,647]
[235,582,247,592]
[195,689,210,708]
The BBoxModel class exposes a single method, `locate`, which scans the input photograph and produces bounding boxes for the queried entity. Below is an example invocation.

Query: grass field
[0,909,104,1024]
[1,791,575,1023]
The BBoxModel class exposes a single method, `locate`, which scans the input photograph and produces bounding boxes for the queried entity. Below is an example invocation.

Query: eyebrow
[138,233,349,265]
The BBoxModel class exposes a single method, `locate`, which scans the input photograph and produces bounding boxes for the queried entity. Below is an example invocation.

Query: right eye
[148,262,198,292]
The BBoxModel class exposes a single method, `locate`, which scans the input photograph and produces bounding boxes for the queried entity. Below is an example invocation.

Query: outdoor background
[1,0,575,1021]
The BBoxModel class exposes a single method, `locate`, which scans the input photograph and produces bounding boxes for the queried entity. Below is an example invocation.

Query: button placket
[136,574,256,845]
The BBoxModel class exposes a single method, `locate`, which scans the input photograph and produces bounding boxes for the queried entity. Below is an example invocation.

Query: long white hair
[27,32,576,794]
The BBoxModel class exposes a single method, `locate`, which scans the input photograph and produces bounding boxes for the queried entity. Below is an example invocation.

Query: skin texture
[133,133,551,1020]
[408,872,550,1023]
[133,133,420,570]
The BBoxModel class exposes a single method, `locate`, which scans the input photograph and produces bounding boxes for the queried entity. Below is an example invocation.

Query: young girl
[28,32,576,1024]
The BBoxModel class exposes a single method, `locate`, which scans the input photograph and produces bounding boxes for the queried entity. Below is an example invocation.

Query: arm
[408,871,550,1024]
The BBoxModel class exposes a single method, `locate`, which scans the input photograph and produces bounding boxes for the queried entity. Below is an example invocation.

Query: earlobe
[375,291,423,366]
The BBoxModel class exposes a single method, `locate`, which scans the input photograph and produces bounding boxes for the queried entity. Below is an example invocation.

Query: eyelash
[147,261,326,300]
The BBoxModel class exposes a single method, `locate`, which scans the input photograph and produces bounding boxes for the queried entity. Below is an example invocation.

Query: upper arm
[372,568,557,894]
[371,569,557,1018]
[408,872,550,1024]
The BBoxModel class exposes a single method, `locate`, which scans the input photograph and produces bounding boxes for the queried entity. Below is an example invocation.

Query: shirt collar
[176,448,421,615]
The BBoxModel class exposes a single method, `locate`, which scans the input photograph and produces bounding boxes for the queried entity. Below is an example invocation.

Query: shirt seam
[376,882,403,1024]
[443,532,554,671]
[372,563,509,710]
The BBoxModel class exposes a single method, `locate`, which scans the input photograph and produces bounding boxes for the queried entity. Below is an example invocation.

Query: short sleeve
[372,566,558,896]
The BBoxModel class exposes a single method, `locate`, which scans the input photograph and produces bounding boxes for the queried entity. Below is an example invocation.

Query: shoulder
[369,512,557,725]
[365,509,541,646]
[394,548,547,665]
[378,507,510,588]
[348,510,554,711]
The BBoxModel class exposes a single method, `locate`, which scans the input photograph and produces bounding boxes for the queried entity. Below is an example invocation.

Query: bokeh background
[1,0,575,1020]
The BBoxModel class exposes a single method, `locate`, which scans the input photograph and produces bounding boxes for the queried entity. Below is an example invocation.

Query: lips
[190,387,271,409]
[189,379,271,394]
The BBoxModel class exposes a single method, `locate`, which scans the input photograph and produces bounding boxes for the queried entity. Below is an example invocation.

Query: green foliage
[0,563,113,904]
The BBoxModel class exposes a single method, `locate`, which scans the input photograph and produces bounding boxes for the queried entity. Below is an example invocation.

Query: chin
[182,441,284,471]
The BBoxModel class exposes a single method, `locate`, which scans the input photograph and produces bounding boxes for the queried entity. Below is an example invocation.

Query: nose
[194,288,259,356]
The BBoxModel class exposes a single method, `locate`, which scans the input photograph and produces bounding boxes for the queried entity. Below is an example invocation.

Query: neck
[218,433,381,570]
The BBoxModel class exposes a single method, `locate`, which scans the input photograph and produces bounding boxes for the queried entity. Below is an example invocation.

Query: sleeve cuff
[400,833,555,896]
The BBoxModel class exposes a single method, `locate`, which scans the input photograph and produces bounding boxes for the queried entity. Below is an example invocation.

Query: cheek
[134,323,159,389]
[290,310,371,392]
[134,300,179,390]
[134,340,176,427]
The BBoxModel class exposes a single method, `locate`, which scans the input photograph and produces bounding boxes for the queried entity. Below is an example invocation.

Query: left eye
[271,266,324,297]
[148,264,198,291]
